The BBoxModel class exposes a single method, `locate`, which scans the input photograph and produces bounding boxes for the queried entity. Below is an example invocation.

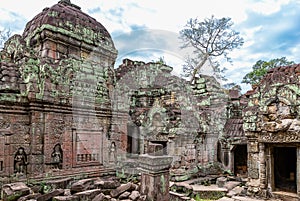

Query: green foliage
[156,56,166,65]
[242,57,295,85]
[180,15,244,82]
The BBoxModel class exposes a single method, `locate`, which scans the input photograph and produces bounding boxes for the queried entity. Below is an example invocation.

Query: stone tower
[0,0,117,178]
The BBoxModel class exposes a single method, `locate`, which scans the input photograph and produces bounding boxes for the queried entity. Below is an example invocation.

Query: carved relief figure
[14,147,28,175]
[109,141,117,163]
[51,144,63,169]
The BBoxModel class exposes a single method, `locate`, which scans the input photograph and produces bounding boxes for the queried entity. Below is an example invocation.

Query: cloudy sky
[1,0,300,92]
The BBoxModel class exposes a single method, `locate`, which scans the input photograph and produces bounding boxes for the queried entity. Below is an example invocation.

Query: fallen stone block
[46,178,73,189]
[224,181,241,191]
[74,189,102,200]
[129,190,140,201]
[216,197,234,201]
[216,177,227,188]
[226,186,244,197]
[37,189,64,201]
[119,191,130,199]
[94,179,120,189]
[17,193,41,201]
[92,193,107,201]
[52,195,79,201]
[70,178,95,194]
[110,182,135,198]
[2,182,31,201]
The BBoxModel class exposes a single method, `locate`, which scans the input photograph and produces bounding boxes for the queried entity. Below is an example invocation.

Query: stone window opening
[273,146,297,193]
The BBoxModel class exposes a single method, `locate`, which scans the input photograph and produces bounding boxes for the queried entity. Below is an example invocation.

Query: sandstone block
[129,190,140,201]
[70,178,94,194]
[37,189,64,201]
[216,177,227,188]
[2,182,30,201]
[74,189,102,200]
[52,195,79,201]
[110,182,134,198]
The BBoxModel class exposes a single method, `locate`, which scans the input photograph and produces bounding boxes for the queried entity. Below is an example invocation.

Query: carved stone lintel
[259,132,300,143]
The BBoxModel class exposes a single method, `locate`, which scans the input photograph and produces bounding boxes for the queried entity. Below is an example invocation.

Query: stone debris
[1,178,146,201]
[36,189,64,201]
[70,178,95,194]
[1,182,31,201]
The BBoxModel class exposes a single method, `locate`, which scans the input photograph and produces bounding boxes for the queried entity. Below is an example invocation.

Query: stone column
[259,143,266,189]
[297,147,300,196]
[139,143,173,201]
[131,126,139,154]
[266,146,272,191]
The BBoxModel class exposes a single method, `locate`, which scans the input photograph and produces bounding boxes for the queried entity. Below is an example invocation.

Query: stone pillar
[266,146,272,191]
[131,126,139,154]
[139,143,173,201]
[259,143,266,189]
[297,147,300,196]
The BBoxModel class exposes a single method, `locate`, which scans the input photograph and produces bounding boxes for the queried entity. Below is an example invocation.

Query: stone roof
[261,64,300,85]
[23,0,113,47]
[243,64,300,95]
[224,118,244,137]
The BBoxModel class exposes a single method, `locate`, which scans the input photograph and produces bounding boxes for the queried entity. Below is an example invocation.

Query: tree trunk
[190,53,209,84]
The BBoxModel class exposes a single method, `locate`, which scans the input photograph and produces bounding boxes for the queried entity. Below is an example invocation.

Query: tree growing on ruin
[180,16,244,83]
[241,57,295,85]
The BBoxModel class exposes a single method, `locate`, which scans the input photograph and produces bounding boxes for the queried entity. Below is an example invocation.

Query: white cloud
[247,0,290,15]
[1,0,300,93]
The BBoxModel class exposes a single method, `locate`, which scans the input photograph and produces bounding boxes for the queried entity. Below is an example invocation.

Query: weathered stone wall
[0,107,29,176]
[0,0,117,180]
[243,64,300,196]
[112,59,230,176]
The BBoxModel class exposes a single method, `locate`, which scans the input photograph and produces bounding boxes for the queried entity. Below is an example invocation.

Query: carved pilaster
[259,143,266,189]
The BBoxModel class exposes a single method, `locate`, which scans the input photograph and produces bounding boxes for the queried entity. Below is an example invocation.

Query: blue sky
[1,0,300,92]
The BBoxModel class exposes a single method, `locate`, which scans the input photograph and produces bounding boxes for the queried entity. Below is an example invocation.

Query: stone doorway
[274,147,297,193]
[234,144,247,176]
[127,124,140,155]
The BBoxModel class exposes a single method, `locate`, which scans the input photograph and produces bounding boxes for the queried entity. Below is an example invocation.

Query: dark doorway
[234,145,247,176]
[127,124,140,155]
[274,147,297,193]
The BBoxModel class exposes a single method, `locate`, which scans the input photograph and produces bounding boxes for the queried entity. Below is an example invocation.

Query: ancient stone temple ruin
[243,64,300,199]
[0,0,117,178]
[2,0,300,200]
[0,0,233,181]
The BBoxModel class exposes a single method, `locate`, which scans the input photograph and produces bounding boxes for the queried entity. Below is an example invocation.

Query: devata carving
[14,147,28,175]
[51,144,63,169]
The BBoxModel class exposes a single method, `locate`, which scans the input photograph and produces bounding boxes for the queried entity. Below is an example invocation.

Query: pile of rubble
[1,177,146,201]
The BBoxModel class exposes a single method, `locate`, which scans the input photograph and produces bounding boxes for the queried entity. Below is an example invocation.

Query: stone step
[231,196,268,201]
[273,191,299,201]
[191,184,228,200]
